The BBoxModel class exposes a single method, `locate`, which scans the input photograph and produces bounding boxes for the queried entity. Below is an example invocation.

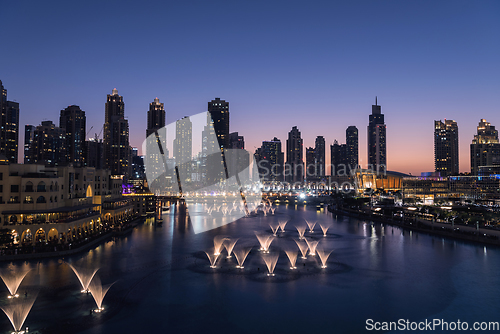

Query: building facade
[346,125,359,168]
[208,98,229,150]
[367,98,386,173]
[28,121,67,166]
[0,80,20,164]
[60,105,86,167]
[434,119,459,176]
[470,119,500,175]
[314,136,326,178]
[286,126,304,183]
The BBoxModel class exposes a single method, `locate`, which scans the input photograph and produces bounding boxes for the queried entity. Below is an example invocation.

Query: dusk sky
[1,0,499,175]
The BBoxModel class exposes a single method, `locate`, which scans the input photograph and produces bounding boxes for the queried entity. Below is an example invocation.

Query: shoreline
[0,218,144,262]
[329,206,500,247]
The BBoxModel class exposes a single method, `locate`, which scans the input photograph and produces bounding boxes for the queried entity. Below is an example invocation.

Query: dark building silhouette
[314,136,326,177]
[208,98,229,150]
[146,97,165,138]
[24,125,35,164]
[228,132,250,180]
[286,126,304,183]
[60,105,86,166]
[86,138,103,169]
[330,140,347,176]
[434,119,459,176]
[103,88,129,176]
[174,116,192,181]
[257,137,284,182]
[470,119,500,175]
[367,97,386,173]
[306,147,316,178]
[346,126,359,168]
[0,80,20,163]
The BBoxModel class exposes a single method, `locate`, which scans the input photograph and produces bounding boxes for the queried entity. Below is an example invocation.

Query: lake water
[1,204,499,333]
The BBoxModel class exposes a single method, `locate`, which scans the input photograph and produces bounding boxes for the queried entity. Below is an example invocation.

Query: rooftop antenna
[375,96,378,105]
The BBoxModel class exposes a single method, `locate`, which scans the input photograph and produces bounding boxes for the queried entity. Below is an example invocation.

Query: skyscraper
[314,136,326,177]
[330,140,347,176]
[24,125,35,164]
[286,126,304,183]
[434,119,459,176]
[228,132,250,180]
[0,80,20,163]
[174,116,193,179]
[257,137,284,182]
[30,121,67,166]
[208,98,229,150]
[367,98,386,173]
[146,97,165,138]
[306,147,316,179]
[103,88,130,176]
[470,119,500,175]
[60,105,86,166]
[346,126,359,168]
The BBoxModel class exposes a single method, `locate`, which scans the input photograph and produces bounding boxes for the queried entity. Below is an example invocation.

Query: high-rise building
[30,121,67,166]
[286,126,304,183]
[346,126,359,168]
[208,98,229,150]
[257,137,284,182]
[470,119,500,175]
[24,125,35,164]
[86,138,103,169]
[434,119,459,176]
[60,105,86,167]
[103,88,129,176]
[174,116,192,179]
[0,80,20,163]
[330,140,347,176]
[367,97,386,173]
[306,147,316,179]
[228,132,250,180]
[314,136,326,177]
[146,97,165,138]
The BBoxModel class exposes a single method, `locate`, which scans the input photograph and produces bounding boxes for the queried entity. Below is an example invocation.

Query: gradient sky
[1,0,499,175]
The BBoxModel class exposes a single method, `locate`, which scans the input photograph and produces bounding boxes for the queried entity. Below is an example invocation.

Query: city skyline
[1,1,499,175]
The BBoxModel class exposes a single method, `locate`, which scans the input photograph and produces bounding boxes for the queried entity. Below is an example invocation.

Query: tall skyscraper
[0,80,20,163]
[470,119,500,175]
[346,126,359,168]
[60,105,86,166]
[86,138,103,169]
[24,125,35,164]
[146,97,165,137]
[174,116,193,179]
[228,132,250,180]
[434,119,459,176]
[367,97,386,173]
[257,137,284,182]
[103,88,130,176]
[29,121,67,166]
[208,98,229,150]
[306,147,316,179]
[286,126,304,183]
[314,136,326,177]
[330,140,347,176]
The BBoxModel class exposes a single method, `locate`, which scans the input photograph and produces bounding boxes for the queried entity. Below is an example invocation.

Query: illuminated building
[103,88,129,176]
[60,105,86,167]
[434,119,458,176]
[286,126,304,183]
[0,80,20,164]
[367,97,386,173]
[470,119,500,175]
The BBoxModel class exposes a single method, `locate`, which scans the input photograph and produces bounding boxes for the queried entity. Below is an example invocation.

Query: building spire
[375,96,377,105]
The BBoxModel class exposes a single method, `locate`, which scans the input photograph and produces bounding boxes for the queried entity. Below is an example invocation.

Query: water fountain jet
[0,292,37,333]
[213,235,228,256]
[68,263,99,293]
[234,247,252,268]
[319,221,331,236]
[269,223,280,236]
[278,220,288,233]
[88,274,114,312]
[305,238,319,256]
[223,238,239,258]
[294,239,309,259]
[295,225,306,239]
[317,248,333,268]
[306,220,317,233]
[205,248,220,268]
[255,232,275,253]
[262,253,279,276]
[0,267,31,298]
[284,249,298,269]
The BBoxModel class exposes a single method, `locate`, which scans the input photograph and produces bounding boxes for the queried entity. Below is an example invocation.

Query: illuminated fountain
[305,238,319,256]
[295,225,306,239]
[270,207,276,215]
[205,248,220,268]
[213,235,228,256]
[284,249,298,269]
[234,247,252,268]
[294,239,309,259]
[269,223,280,236]
[0,267,31,298]
[319,221,331,237]
[68,263,99,293]
[278,219,288,233]
[255,232,275,253]
[88,274,114,313]
[223,238,239,258]
[0,292,37,334]
[262,253,279,276]
[306,220,317,233]
[317,248,333,268]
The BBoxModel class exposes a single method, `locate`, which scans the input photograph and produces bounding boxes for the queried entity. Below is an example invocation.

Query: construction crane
[94,126,104,141]
[86,126,94,138]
